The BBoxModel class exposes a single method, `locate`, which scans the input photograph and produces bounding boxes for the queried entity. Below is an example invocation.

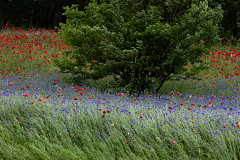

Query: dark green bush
[54,0,223,94]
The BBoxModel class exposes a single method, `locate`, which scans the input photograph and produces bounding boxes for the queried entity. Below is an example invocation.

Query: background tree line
[0,0,91,30]
[0,0,239,40]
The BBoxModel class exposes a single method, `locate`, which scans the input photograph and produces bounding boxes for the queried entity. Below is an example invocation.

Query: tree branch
[170,0,183,26]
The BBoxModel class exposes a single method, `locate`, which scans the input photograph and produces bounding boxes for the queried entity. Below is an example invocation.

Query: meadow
[0,25,240,159]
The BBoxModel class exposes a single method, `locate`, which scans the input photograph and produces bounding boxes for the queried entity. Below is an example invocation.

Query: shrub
[54,0,223,94]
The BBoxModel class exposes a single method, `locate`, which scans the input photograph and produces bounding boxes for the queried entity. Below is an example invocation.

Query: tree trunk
[26,10,34,30]
[233,12,237,38]
[58,11,61,23]
[44,6,50,28]
[156,76,168,93]
[52,0,61,29]
[52,13,58,29]
[0,10,2,25]
[2,0,8,25]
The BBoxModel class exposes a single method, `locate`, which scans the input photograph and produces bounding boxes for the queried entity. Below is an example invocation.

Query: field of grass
[0,26,240,159]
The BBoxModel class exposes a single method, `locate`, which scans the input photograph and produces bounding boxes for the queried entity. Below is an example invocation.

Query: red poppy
[211,95,214,98]
[80,93,83,95]
[223,125,226,128]
[107,110,110,113]
[139,115,143,118]
[9,83,13,86]
[39,98,42,101]
[148,95,151,97]
[74,98,78,100]
[177,92,180,95]
[134,98,136,101]
[89,97,92,99]
[118,93,121,96]
[21,87,24,90]
[180,103,183,105]
[168,106,172,109]
[191,103,194,105]
[103,110,106,114]
[102,114,105,117]
[24,93,29,97]
[170,91,174,94]
[163,131,165,133]
[99,108,102,111]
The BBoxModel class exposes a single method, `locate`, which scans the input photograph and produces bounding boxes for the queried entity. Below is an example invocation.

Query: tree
[0,0,92,29]
[55,0,223,94]
[209,0,240,40]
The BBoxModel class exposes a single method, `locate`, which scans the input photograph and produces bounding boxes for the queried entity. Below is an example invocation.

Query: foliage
[56,0,223,94]
[209,0,240,40]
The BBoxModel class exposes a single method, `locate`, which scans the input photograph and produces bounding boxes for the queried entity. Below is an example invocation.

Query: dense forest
[0,0,91,29]
[0,0,239,40]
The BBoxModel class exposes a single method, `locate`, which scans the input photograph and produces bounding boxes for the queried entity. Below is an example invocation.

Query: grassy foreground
[0,26,240,159]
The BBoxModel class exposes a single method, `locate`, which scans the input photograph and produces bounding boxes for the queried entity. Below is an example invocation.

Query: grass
[0,26,240,159]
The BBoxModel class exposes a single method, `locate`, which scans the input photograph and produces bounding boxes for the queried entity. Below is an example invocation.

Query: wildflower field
[0,26,240,159]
